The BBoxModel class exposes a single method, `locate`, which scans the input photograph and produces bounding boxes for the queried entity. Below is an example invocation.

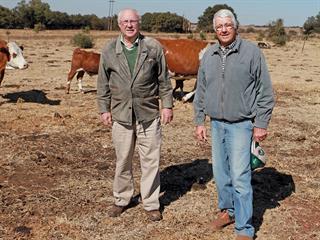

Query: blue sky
[1,0,319,27]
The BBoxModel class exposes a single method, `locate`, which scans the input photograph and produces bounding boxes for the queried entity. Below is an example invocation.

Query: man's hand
[195,125,207,142]
[253,127,268,142]
[100,112,112,126]
[161,108,173,125]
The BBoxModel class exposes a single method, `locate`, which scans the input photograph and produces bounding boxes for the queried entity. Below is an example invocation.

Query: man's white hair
[213,9,238,31]
[117,8,141,24]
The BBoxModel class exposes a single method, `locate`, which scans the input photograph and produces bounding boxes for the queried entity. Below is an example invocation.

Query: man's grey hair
[117,8,141,24]
[213,9,238,30]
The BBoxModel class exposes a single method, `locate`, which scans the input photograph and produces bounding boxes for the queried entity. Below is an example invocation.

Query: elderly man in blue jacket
[194,9,274,240]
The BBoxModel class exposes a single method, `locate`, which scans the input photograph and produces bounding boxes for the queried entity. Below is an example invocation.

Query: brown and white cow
[66,48,100,94]
[66,39,210,101]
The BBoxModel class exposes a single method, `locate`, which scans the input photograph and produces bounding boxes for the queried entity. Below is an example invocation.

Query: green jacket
[97,34,173,125]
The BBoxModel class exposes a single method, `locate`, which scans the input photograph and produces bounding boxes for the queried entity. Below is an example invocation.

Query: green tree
[267,19,287,46]
[46,11,71,29]
[303,12,320,34]
[14,0,33,28]
[14,0,50,28]
[89,14,104,30]
[30,0,50,25]
[141,12,154,32]
[141,12,188,33]
[197,4,237,32]
[0,6,14,28]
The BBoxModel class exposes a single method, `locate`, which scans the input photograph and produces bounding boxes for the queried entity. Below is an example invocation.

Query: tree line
[0,0,114,30]
[0,1,239,33]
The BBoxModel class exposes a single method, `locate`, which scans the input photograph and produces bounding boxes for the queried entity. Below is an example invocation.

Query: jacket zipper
[221,54,227,119]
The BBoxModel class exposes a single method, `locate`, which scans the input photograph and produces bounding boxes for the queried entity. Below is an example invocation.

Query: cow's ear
[20,45,24,51]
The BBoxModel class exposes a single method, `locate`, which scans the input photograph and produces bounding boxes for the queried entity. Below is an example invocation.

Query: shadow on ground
[83,89,97,94]
[159,159,213,210]
[252,167,295,235]
[2,89,60,105]
[159,163,295,236]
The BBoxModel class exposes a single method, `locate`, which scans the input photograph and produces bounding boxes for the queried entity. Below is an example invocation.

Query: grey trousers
[111,117,161,211]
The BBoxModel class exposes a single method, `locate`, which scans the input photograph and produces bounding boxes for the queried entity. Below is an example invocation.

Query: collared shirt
[120,34,139,50]
[219,39,237,54]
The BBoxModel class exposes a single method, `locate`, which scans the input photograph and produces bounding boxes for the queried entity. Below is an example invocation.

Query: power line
[108,0,115,31]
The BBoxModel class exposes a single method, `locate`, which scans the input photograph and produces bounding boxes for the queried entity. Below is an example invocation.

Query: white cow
[6,42,28,70]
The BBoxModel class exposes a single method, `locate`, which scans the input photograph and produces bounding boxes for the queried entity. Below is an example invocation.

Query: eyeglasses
[121,19,139,26]
[215,23,234,32]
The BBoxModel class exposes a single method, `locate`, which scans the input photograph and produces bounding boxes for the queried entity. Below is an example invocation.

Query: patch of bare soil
[0,30,319,240]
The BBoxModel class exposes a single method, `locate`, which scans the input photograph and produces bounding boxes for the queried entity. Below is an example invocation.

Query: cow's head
[6,42,28,70]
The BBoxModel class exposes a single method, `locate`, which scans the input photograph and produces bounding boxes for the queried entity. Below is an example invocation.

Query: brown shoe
[145,210,162,221]
[108,204,126,217]
[211,210,235,231]
[236,235,253,240]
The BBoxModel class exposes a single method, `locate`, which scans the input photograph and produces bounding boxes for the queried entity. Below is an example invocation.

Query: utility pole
[108,0,115,31]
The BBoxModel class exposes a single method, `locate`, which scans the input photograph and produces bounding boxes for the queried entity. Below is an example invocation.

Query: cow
[0,40,28,85]
[66,39,210,101]
[0,40,10,85]
[156,38,210,102]
[66,48,100,94]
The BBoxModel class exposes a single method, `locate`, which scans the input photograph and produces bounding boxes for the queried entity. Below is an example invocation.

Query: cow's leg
[76,71,85,93]
[182,79,197,103]
[0,69,5,86]
[173,80,184,100]
[66,70,77,94]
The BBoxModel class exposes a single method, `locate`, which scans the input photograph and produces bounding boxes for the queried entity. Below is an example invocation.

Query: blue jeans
[211,119,254,237]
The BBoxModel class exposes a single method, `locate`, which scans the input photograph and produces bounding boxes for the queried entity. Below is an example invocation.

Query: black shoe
[108,204,126,217]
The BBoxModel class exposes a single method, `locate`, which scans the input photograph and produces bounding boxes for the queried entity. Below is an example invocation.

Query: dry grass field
[0,29,319,240]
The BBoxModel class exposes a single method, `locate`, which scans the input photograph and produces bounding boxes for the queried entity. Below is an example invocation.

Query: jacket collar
[211,36,241,55]
[116,33,145,54]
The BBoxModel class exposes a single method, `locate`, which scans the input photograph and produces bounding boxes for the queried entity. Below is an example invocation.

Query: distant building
[189,23,197,32]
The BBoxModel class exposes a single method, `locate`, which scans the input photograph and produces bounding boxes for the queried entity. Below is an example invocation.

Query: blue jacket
[194,37,274,129]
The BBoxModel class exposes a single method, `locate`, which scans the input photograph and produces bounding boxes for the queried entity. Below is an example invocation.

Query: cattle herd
[0,37,270,101]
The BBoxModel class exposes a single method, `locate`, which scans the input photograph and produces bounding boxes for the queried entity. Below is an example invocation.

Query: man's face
[118,10,140,42]
[214,16,237,47]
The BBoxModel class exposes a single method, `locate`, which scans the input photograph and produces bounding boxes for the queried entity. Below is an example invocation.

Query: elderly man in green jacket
[97,8,173,222]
